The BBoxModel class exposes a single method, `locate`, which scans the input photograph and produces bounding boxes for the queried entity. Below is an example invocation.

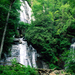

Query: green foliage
[11,58,18,66]
[19,22,30,36]
[1,0,75,73]
[26,0,31,7]
[25,0,73,69]
[19,22,30,31]
[0,58,38,75]
[49,64,60,69]
[0,0,21,58]
[0,65,38,75]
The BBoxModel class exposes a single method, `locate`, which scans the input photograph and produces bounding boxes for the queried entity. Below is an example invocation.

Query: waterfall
[19,38,36,68]
[20,0,32,23]
[19,0,37,67]
[70,42,75,61]
[32,48,37,68]
[19,38,28,66]
[69,38,75,61]
[0,38,37,68]
[0,0,49,69]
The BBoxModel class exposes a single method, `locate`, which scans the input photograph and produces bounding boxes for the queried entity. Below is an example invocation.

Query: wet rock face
[12,38,19,45]
[36,58,49,69]
[19,39,22,44]
[12,38,22,44]
[36,59,43,68]
[0,44,20,65]
[11,45,20,57]
[72,38,75,43]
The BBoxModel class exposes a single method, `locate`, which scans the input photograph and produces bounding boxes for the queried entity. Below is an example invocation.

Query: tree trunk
[0,2,13,59]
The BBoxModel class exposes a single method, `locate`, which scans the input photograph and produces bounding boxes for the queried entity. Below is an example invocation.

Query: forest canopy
[25,0,75,70]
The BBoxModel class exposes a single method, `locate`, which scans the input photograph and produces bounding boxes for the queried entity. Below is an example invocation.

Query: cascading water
[32,48,37,68]
[19,0,37,67]
[19,38,36,67]
[69,38,75,61]
[0,0,49,69]
[18,38,48,68]
[19,38,28,66]
[20,0,32,23]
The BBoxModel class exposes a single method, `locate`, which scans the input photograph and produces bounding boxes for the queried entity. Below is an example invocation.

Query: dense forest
[0,0,75,74]
[26,0,75,73]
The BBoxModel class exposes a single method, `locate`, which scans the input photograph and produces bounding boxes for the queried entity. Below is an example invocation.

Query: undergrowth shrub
[62,49,75,74]
[0,58,38,75]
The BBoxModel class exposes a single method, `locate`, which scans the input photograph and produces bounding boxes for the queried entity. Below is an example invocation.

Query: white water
[19,38,38,68]
[19,38,32,67]
[32,48,37,68]
[20,0,32,23]
[19,0,32,66]
[19,0,37,67]
[70,42,75,61]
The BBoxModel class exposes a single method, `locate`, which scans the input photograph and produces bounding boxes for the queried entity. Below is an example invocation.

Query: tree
[0,0,15,59]
[0,0,21,59]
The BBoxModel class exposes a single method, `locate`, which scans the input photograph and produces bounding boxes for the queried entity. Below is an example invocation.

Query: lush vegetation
[0,58,38,75]
[25,0,75,73]
[0,0,75,74]
[0,0,21,59]
[0,65,38,75]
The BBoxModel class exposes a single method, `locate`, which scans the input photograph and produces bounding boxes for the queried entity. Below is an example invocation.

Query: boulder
[12,38,19,45]
[49,72,56,75]
[19,39,22,44]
